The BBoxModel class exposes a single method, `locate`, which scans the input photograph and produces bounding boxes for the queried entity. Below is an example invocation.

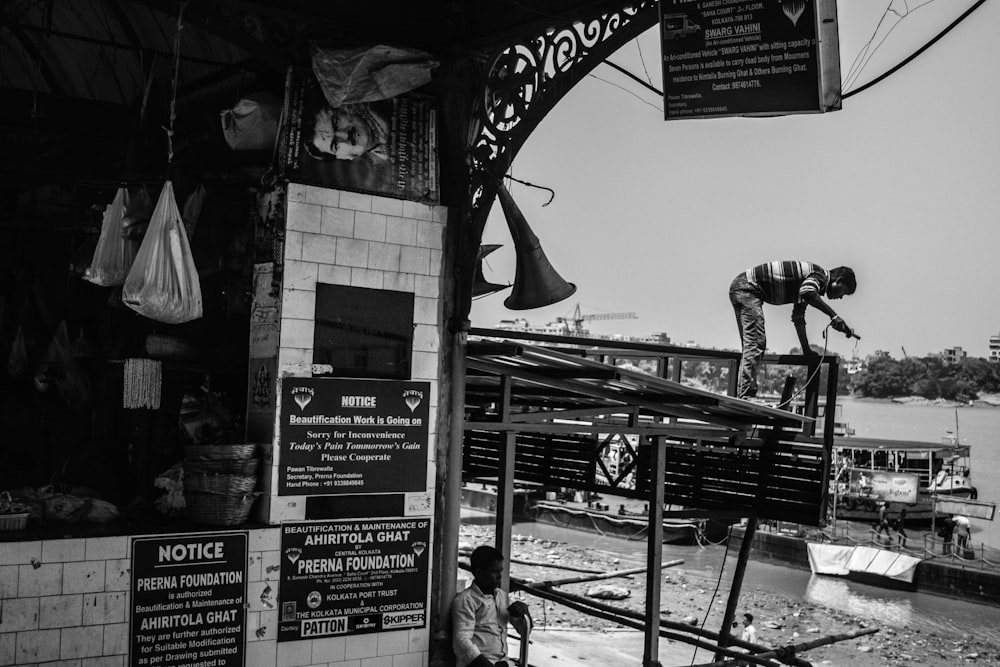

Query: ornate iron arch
[454,1,658,317]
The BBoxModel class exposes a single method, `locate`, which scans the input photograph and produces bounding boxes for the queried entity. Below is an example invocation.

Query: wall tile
[279,348,313,368]
[0,632,14,667]
[355,212,388,242]
[102,622,128,655]
[336,238,370,269]
[18,563,63,597]
[305,186,340,208]
[368,243,401,272]
[287,202,322,234]
[311,636,346,663]
[321,208,355,237]
[407,629,429,653]
[284,260,319,291]
[246,553,263,583]
[361,657,392,667]
[345,634,378,660]
[285,231,304,261]
[392,653,423,667]
[339,191,373,213]
[411,352,439,382]
[60,625,103,659]
[428,250,442,277]
[329,660,361,667]
[399,247,430,275]
[413,297,438,326]
[0,565,16,598]
[104,559,129,593]
[318,265,352,286]
[351,268,384,289]
[283,289,317,321]
[385,217,417,246]
[431,205,448,223]
[42,540,86,563]
[39,594,83,629]
[412,324,439,354]
[84,538,126,562]
[401,200,433,221]
[276,639,313,667]
[301,234,338,264]
[415,221,443,250]
[287,183,308,203]
[260,551,281,580]
[16,628,60,663]
[249,528,281,553]
[253,609,278,642]
[376,631,408,656]
[62,562,104,594]
[0,541,41,566]
[372,197,403,217]
[81,656,124,667]
[0,598,38,632]
[383,273,415,293]
[413,276,440,299]
[247,580,279,614]
[82,592,126,625]
[281,318,315,350]
[246,639,277,667]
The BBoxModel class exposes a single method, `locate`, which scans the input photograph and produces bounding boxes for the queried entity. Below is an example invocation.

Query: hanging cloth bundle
[123,358,162,409]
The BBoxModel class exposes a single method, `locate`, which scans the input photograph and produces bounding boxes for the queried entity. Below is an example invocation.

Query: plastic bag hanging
[84,188,138,286]
[122,181,203,324]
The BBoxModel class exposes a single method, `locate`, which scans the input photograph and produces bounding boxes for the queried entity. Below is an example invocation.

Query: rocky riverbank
[460,524,1000,666]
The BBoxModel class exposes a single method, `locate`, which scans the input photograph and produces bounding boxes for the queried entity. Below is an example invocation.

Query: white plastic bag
[220,93,281,151]
[122,181,203,324]
[84,188,137,286]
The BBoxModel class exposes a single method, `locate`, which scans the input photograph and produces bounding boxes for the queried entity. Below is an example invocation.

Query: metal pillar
[643,436,665,667]
[496,374,516,593]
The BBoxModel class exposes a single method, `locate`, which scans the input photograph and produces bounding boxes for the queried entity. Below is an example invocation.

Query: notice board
[278,518,430,641]
[130,532,247,667]
[660,0,840,119]
[278,377,430,496]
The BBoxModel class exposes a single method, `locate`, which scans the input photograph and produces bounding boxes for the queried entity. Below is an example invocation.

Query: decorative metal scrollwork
[469,1,656,211]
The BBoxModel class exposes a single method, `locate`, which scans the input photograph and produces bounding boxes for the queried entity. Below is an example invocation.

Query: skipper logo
[382,610,424,629]
[291,386,314,410]
[402,389,423,413]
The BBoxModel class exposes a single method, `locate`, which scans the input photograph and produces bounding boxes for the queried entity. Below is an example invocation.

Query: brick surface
[376,631,408,656]
[16,628,61,663]
[305,186,340,208]
[103,560,129,592]
[101,622,128,655]
[0,565,17,598]
[62,562,104,594]
[301,233,338,264]
[0,598,39,632]
[311,635,346,663]
[84,538,126,562]
[0,541,41,566]
[321,207,355,237]
[41,540,86,564]
[372,197,404,217]
[19,563,63,596]
[345,634,378,660]
[336,238,370,268]
[287,202,322,233]
[385,217,417,246]
[351,268,384,289]
[354,212,388,242]
[318,265,352,286]
[276,639,313,667]
[368,243,401,272]
[399,247,430,275]
[81,592,126,625]
[339,191,373,212]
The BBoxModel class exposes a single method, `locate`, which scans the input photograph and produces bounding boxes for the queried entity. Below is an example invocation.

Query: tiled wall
[263,184,447,527]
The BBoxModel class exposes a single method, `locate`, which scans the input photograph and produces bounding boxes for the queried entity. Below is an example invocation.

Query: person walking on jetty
[729,261,857,399]
[453,545,529,667]
[939,516,955,555]
[896,505,908,548]
[875,501,892,543]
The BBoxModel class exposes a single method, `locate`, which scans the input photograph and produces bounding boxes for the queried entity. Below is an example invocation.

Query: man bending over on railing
[453,545,530,667]
[729,261,858,399]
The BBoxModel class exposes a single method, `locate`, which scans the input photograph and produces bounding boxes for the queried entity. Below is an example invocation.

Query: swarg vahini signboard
[278,518,430,641]
[278,377,430,496]
[130,533,247,667]
[660,0,841,119]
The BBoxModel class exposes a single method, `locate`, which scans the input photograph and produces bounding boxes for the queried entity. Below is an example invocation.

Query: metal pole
[643,436,666,667]
[496,374,516,593]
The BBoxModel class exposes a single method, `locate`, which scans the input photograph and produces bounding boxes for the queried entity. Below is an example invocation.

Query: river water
[838,397,1000,549]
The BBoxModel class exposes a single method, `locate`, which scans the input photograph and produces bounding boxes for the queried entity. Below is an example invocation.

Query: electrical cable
[689,523,734,665]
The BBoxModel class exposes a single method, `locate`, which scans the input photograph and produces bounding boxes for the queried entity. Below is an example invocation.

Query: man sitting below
[453,545,530,667]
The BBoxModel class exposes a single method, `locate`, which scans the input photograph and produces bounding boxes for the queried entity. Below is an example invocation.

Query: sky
[470,0,1000,360]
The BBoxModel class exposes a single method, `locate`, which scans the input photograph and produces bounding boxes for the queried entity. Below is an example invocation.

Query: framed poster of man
[279,67,439,203]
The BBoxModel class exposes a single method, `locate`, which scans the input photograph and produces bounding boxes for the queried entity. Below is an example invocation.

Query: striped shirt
[745,261,830,306]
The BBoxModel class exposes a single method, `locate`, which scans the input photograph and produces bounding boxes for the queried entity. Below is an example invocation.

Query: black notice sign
[130,533,247,667]
[278,518,430,641]
[660,0,840,119]
[279,377,430,496]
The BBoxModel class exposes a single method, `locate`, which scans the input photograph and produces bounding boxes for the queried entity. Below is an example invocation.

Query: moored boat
[831,434,976,524]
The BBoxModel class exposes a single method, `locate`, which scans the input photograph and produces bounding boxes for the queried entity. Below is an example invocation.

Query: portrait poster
[279,67,439,203]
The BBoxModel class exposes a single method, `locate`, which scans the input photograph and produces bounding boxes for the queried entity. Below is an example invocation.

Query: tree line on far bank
[847,355,1000,400]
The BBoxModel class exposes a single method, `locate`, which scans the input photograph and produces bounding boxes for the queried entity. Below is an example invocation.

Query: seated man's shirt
[452,582,512,666]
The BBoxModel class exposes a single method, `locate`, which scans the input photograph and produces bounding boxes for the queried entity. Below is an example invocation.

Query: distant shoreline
[845,394,1000,409]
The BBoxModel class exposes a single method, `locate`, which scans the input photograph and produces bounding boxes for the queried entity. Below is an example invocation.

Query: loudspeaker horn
[473,244,509,298]
[496,182,576,310]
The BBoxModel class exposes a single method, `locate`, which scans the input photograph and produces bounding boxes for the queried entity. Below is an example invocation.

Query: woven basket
[184,473,257,495]
[0,512,29,532]
[184,457,259,476]
[185,444,257,461]
[185,491,259,526]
